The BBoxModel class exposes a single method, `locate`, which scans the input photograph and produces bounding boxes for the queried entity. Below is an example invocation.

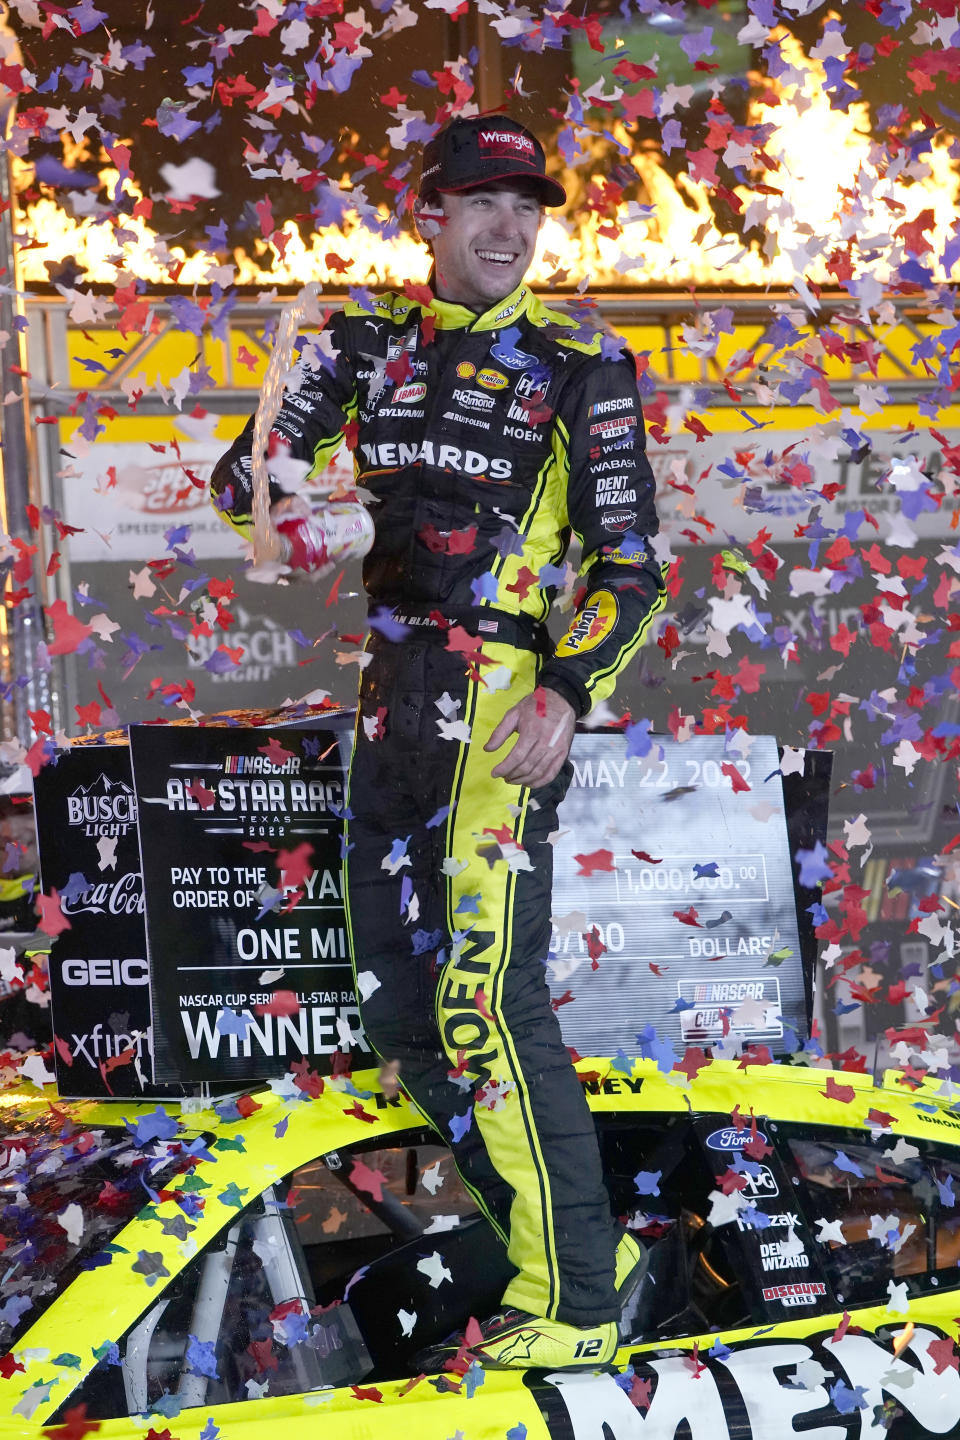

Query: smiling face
[416,181,545,309]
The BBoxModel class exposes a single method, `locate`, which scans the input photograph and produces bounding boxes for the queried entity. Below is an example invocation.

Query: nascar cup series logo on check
[556,590,618,656]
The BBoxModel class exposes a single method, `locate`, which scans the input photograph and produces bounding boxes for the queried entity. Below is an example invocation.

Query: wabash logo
[478,129,536,162]
[67,776,137,837]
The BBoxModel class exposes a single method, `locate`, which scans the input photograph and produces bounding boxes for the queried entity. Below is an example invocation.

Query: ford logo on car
[705,1126,768,1150]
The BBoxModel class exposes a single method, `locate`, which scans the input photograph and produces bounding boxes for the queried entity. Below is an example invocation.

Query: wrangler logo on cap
[478,129,536,160]
[555,590,619,656]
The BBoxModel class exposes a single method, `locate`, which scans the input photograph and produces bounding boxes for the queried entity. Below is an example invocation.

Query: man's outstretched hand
[484,686,576,789]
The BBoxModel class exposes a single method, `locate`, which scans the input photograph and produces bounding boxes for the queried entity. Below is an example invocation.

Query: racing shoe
[615,1231,649,1342]
[416,1308,619,1373]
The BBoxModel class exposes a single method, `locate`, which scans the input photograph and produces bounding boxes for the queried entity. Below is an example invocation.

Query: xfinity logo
[705,1126,768,1151]
[360,440,513,479]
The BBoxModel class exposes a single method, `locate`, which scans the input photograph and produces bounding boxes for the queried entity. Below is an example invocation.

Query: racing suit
[210,282,667,1326]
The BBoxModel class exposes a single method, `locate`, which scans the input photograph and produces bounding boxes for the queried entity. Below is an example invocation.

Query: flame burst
[14,34,960,292]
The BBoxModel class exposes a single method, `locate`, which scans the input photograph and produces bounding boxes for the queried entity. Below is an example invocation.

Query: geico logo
[452,387,495,411]
[67,792,136,825]
[62,957,149,986]
[360,440,512,478]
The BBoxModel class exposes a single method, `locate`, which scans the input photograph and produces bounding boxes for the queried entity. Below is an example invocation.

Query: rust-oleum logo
[67,775,137,837]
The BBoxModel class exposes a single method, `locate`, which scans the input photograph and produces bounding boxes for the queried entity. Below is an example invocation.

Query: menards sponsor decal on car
[528,1324,960,1438]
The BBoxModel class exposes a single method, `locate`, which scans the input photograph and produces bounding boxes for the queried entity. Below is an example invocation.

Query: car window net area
[780,1124,960,1307]
[59,1131,491,1416]
[0,1104,186,1354]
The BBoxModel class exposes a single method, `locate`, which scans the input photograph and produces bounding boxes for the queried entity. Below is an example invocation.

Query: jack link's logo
[67,776,137,837]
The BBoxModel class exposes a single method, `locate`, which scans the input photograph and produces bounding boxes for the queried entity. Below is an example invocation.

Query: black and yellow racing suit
[211,281,667,1326]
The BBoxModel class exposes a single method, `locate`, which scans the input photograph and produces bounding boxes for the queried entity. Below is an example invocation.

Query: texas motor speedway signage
[549,734,807,1056]
[129,723,367,1083]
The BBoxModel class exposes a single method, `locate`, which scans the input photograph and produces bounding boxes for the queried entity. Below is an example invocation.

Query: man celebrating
[211,115,666,1370]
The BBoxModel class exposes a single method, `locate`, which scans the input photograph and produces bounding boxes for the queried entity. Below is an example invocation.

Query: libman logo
[67,776,137,837]
[392,382,426,403]
[555,590,618,656]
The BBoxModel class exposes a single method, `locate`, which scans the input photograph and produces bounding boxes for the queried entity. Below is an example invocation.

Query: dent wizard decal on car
[528,1325,960,1438]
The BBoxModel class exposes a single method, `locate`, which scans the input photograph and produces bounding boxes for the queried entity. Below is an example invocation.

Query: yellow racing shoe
[417,1307,620,1372]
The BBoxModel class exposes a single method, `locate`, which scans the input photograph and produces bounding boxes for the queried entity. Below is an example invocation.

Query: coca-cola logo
[59,872,144,917]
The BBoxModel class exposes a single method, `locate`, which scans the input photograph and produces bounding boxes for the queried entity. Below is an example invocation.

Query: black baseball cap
[418,115,566,208]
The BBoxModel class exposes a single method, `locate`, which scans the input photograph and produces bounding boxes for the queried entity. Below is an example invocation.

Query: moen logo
[67,776,137,837]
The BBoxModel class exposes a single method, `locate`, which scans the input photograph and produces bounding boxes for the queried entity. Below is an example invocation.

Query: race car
[0,1056,958,1440]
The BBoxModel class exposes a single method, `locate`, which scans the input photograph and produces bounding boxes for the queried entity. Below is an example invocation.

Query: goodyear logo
[456,361,476,379]
[477,367,508,391]
[555,590,618,656]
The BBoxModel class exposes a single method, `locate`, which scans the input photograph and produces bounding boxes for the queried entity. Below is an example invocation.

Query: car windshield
[0,1098,189,1350]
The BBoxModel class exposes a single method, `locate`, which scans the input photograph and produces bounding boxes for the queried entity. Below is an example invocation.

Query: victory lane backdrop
[129,723,368,1083]
[32,743,189,1100]
[549,734,809,1059]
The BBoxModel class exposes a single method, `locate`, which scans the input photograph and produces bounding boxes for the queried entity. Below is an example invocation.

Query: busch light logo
[705,1126,768,1151]
[67,776,137,837]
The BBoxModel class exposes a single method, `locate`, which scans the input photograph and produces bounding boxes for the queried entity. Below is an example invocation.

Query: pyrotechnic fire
[13,34,960,292]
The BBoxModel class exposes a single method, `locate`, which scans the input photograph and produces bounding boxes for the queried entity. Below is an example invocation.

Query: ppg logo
[705,1126,768,1151]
